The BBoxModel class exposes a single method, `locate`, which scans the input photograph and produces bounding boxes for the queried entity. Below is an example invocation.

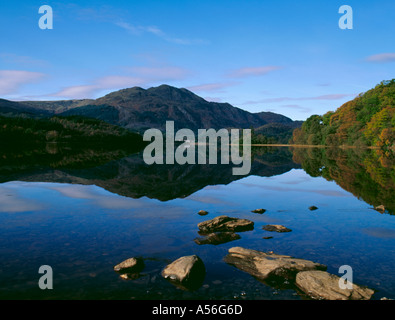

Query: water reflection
[291,147,395,214]
[0,145,299,201]
[0,145,394,300]
[1,144,394,212]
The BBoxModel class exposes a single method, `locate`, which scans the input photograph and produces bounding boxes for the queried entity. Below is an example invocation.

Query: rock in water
[113,257,144,273]
[309,206,318,211]
[262,224,292,232]
[374,205,385,213]
[198,215,254,233]
[251,208,266,214]
[161,255,206,290]
[198,210,209,216]
[224,247,326,281]
[295,270,374,300]
[194,232,240,245]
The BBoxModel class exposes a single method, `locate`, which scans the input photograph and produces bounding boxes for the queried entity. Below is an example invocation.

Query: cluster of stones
[113,208,375,300]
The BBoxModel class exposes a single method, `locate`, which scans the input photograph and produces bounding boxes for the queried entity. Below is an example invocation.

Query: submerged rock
[262,224,292,233]
[224,247,326,281]
[194,232,240,245]
[119,273,143,281]
[251,208,266,214]
[198,215,254,233]
[161,255,206,291]
[309,206,318,211]
[295,270,374,300]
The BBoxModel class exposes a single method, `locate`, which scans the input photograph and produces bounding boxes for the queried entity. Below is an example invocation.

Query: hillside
[0,99,51,117]
[290,79,395,149]
[253,121,304,144]
[2,85,301,138]
[0,115,146,149]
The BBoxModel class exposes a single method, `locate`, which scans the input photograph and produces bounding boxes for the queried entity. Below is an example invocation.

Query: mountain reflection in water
[0,145,300,201]
[1,144,393,212]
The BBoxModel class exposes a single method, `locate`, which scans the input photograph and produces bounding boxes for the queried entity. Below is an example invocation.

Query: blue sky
[0,0,394,120]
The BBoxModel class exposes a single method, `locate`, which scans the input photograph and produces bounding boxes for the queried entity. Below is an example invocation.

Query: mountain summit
[1,85,301,137]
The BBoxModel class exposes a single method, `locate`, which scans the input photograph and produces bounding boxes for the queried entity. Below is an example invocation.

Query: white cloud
[0,53,48,67]
[365,53,395,63]
[55,76,147,99]
[242,93,354,105]
[0,70,45,95]
[54,66,191,99]
[186,82,239,93]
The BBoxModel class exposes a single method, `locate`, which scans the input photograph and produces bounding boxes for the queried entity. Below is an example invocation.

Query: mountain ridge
[0,84,301,140]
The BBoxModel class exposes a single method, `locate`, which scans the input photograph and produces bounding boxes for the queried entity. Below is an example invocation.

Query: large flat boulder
[198,215,254,233]
[224,247,326,280]
[295,270,374,300]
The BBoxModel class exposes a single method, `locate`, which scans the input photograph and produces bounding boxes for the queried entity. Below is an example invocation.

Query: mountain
[290,79,395,149]
[59,85,298,133]
[2,85,301,137]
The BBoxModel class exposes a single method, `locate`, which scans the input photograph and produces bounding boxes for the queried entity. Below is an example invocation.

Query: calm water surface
[0,147,394,299]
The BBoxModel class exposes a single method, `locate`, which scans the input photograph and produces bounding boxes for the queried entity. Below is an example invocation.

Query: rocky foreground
[113,214,376,300]
[224,247,374,300]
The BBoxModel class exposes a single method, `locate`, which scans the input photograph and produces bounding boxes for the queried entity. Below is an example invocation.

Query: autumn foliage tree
[290,79,395,149]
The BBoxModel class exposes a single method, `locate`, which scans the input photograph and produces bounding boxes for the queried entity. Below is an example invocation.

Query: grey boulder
[224,246,326,280]
[296,270,374,300]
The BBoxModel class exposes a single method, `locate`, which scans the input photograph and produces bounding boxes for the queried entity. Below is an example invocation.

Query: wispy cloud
[116,21,208,45]
[279,104,312,113]
[0,53,48,67]
[54,75,147,99]
[0,70,46,95]
[56,4,208,45]
[299,94,353,101]
[227,66,282,78]
[242,93,353,105]
[365,53,395,63]
[186,81,239,93]
[203,96,223,102]
[54,65,191,99]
